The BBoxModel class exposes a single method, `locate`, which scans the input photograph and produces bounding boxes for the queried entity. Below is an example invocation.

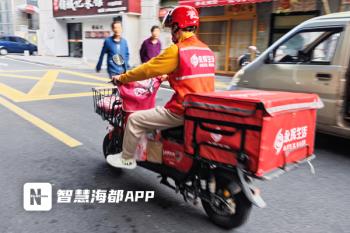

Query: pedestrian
[139,25,162,63]
[96,21,130,79]
[106,6,215,169]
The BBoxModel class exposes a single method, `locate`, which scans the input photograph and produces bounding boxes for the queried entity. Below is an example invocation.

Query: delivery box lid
[184,90,324,116]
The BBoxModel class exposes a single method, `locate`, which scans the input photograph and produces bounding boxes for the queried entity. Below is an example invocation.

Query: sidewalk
[6,54,96,70]
[6,54,232,90]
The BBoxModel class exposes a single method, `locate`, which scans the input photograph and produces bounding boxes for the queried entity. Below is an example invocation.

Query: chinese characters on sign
[57,189,155,203]
[273,0,317,13]
[52,0,140,17]
[85,31,110,38]
[55,0,104,11]
[274,126,308,154]
[85,25,110,39]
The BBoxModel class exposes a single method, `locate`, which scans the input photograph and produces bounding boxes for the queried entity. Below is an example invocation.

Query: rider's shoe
[106,153,137,169]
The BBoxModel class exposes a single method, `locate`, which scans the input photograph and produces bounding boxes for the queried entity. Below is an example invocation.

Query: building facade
[0,0,14,35]
[178,0,349,74]
[37,0,161,67]
[0,0,39,44]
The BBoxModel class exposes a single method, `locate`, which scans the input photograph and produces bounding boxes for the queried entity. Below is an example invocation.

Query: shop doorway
[67,23,83,57]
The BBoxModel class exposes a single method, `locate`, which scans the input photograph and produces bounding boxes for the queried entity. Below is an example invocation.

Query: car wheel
[0,48,8,55]
[30,51,38,56]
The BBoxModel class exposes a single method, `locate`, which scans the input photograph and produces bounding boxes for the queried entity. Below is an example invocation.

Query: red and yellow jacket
[119,32,215,115]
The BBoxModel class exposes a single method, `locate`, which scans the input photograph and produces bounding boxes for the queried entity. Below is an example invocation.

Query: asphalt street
[0,56,349,233]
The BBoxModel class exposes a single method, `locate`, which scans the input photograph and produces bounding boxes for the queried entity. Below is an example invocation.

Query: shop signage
[273,0,317,13]
[85,31,110,39]
[226,4,255,15]
[85,24,110,39]
[27,0,38,6]
[179,0,272,8]
[52,0,141,17]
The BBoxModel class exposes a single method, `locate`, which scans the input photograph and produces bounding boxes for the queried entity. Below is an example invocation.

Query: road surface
[0,56,349,233]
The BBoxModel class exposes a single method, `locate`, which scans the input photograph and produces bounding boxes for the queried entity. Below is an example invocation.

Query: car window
[0,37,10,41]
[311,33,341,63]
[8,37,18,42]
[14,37,27,43]
[273,29,342,64]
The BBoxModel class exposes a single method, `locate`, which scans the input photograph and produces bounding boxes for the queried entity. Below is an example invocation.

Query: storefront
[269,0,320,44]
[39,0,141,65]
[178,0,328,75]
[179,0,272,74]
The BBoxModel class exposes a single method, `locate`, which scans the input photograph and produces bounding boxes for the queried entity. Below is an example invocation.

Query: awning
[17,4,39,14]
[179,0,272,8]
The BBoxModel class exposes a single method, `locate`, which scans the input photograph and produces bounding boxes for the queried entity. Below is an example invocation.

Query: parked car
[229,11,350,138]
[0,36,37,55]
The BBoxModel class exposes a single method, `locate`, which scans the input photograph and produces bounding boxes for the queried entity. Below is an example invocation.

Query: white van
[230,11,350,138]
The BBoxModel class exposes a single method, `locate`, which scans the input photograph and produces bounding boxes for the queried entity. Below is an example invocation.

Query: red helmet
[162,6,199,29]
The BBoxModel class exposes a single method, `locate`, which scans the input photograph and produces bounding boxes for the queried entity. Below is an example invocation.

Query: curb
[6,56,59,67]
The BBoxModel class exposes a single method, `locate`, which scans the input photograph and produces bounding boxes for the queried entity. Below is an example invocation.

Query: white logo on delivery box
[210,127,223,143]
[273,126,308,154]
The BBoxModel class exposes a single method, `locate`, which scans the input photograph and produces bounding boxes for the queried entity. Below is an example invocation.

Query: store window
[229,20,253,72]
[197,5,256,74]
[198,21,228,71]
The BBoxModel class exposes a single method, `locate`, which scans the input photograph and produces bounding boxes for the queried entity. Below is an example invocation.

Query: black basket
[92,87,123,123]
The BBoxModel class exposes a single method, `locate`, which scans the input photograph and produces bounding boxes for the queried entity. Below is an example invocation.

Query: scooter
[92,83,267,229]
[237,46,261,68]
[92,71,319,229]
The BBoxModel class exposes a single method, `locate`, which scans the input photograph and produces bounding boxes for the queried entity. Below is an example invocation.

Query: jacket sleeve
[119,44,179,83]
[139,41,146,63]
[96,40,107,71]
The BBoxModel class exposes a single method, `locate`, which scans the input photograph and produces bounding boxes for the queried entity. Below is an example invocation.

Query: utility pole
[321,0,331,14]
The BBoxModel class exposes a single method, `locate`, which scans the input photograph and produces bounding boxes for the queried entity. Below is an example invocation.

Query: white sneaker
[106,152,137,169]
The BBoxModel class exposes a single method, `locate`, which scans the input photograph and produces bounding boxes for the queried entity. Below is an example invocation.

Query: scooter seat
[161,126,184,142]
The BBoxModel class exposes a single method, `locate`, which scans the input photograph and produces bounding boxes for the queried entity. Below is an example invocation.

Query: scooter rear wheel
[201,182,252,229]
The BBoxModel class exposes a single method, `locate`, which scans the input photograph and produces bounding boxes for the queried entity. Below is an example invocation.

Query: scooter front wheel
[102,132,122,158]
[201,182,252,229]
[103,133,114,158]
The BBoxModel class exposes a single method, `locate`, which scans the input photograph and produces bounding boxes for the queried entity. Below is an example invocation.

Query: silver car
[230,12,350,138]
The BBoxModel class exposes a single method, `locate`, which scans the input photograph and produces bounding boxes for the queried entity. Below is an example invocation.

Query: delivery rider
[107,5,215,169]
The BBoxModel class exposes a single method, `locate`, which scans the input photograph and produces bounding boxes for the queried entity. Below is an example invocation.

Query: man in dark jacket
[96,21,130,78]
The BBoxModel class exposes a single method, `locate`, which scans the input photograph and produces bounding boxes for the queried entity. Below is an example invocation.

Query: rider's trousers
[122,106,184,159]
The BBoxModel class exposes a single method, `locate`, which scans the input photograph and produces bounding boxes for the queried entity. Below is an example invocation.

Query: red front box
[184,90,323,177]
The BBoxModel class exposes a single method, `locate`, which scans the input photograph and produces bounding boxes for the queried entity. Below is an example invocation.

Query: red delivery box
[184,90,323,178]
